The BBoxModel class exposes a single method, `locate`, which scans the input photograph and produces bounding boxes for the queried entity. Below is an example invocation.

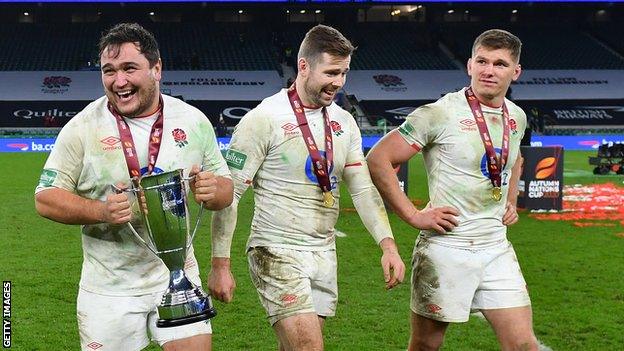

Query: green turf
[1,150,622,350]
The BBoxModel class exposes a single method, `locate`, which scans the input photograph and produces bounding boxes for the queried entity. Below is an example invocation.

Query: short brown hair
[297,25,355,65]
[99,23,160,67]
[472,29,522,63]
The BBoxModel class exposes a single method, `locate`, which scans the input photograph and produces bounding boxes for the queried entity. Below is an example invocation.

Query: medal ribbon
[465,87,510,189]
[108,96,164,178]
[286,86,333,194]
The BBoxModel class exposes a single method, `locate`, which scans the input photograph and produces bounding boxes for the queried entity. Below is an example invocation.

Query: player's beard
[107,78,159,118]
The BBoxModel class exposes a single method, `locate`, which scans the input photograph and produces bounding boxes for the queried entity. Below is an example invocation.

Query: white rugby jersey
[214,89,393,253]
[36,94,230,295]
[399,88,526,248]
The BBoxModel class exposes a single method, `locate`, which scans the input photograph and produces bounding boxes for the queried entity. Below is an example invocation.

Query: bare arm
[507,153,523,206]
[366,130,459,234]
[366,130,421,221]
[503,153,523,226]
[35,187,131,225]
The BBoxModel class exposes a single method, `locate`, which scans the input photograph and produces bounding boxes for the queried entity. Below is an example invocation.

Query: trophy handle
[125,222,159,255]
[183,165,205,252]
[110,182,159,256]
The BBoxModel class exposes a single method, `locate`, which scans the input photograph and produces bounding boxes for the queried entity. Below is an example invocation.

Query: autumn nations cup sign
[518,146,564,211]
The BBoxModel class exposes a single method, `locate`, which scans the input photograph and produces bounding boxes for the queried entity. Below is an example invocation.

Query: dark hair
[297,25,355,65]
[99,23,160,67]
[472,29,522,63]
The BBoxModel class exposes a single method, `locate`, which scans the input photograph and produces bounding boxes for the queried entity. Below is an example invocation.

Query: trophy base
[156,307,217,328]
[156,276,218,328]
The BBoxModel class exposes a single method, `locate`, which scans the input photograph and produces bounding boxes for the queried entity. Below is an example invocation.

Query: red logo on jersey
[459,119,477,132]
[100,136,120,146]
[100,136,121,151]
[172,128,188,148]
[509,118,518,135]
[281,122,300,137]
[330,121,344,136]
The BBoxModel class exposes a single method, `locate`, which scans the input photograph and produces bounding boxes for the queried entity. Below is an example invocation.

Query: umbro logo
[100,136,120,146]
[87,342,103,350]
[459,119,477,132]
[281,122,301,137]
[281,123,299,131]
[100,136,121,150]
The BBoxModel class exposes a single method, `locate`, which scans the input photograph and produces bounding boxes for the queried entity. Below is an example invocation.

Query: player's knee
[408,336,443,351]
[295,333,323,351]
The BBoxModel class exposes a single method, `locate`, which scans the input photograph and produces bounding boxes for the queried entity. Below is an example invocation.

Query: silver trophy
[124,169,216,328]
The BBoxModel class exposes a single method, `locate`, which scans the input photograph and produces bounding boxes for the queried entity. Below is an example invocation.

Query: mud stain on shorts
[412,247,444,318]
[251,246,279,277]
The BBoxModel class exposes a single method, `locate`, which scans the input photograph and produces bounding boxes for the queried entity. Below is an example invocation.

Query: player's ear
[151,59,162,81]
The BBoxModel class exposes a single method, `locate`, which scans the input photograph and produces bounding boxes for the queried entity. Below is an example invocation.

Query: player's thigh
[473,241,531,310]
[310,249,338,318]
[410,238,481,322]
[162,334,211,351]
[248,246,317,325]
[77,289,151,351]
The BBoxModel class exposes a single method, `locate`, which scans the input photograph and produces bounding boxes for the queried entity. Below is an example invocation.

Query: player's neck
[124,99,160,119]
[294,79,321,109]
[472,89,504,109]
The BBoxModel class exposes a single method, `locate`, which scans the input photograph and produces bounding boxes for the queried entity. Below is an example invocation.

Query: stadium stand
[441,24,624,69]
[0,22,280,71]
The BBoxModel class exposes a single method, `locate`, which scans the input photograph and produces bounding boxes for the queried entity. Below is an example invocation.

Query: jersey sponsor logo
[398,123,414,136]
[281,122,301,137]
[100,136,121,151]
[38,169,58,187]
[304,151,337,189]
[459,118,477,132]
[86,341,103,350]
[172,128,188,148]
[225,149,247,170]
[330,121,344,136]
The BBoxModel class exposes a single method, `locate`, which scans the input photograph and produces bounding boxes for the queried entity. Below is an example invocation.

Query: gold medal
[491,187,502,202]
[323,191,335,208]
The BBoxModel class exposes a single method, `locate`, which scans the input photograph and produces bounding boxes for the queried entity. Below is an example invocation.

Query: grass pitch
[1,150,623,350]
